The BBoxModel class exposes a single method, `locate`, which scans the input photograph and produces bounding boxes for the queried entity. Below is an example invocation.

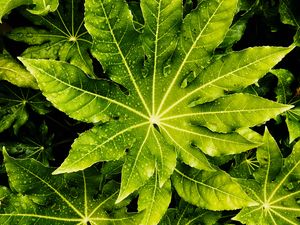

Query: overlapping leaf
[0,150,143,224]
[20,0,293,215]
[0,122,54,166]
[0,50,37,89]
[159,200,221,225]
[8,0,94,76]
[138,173,172,225]
[0,82,51,134]
[172,164,257,210]
[0,0,58,22]
[234,130,300,225]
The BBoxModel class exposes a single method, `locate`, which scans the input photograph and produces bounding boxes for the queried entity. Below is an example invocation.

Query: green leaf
[0,82,51,134]
[287,118,300,143]
[27,0,59,15]
[234,132,300,225]
[159,200,221,225]
[21,0,292,209]
[128,1,144,32]
[271,69,295,104]
[0,0,30,22]
[162,93,292,133]
[138,173,172,225]
[230,150,259,179]
[254,128,283,182]
[0,122,54,166]
[279,0,300,45]
[9,0,94,76]
[0,150,143,224]
[220,0,259,49]
[287,103,300,143]
[279,0,300,27]
[0,50,38,89]
[172,164,257,210]
[0,0,58,22]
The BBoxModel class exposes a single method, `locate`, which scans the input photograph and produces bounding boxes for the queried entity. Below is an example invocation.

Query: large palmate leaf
[9,0,94,76]
[234,129,300,225]
[0,150,143,224]
[0,0,58,22]
[20,0,293,214]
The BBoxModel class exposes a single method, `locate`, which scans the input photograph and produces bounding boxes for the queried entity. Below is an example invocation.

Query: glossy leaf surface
[20,0,293,213]
[0,150,143,225]
[234,130,300,225]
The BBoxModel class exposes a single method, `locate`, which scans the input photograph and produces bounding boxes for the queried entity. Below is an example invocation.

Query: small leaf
[220,0,259,49]
[9,0,94,76]
[0,50,38,89]
[287,118,300,143]
[0,122,54,166]
[271,69,295,104]
[159,200,221,225]
[0,82,50,134]
[0,0,58,22]
[172,164,257,210]
[279,0,300,27]
[254,128,283,183]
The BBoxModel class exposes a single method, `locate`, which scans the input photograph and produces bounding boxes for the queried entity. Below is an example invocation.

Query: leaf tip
[115,193,126,204]
[115,188,132,204]
[52,167,66,175]
[1,146,8,158]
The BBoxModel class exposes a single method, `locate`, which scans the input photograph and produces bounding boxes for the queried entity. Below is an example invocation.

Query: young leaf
[234,131,300,225]
[20,0,293,206]
[8,0,94,76]
[0,150,143,224]
[172,164,257,210]
[0,50,38,89]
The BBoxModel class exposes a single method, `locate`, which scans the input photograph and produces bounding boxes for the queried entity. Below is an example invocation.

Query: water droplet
[163,64,171,77]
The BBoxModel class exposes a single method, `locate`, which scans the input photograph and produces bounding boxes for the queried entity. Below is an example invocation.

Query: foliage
[0,0,299,224]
